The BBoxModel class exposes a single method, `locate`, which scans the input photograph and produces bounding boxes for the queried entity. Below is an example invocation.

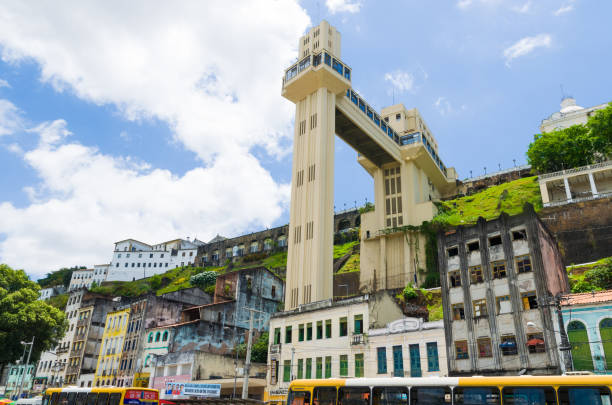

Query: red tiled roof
[561,290,612,306]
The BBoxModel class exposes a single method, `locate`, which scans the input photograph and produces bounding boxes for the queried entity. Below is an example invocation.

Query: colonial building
[266,292,434,404]
[64,292,115,386]
[367,317,447,378]
[38,285,66,300]
[438,205,569,375]
[68,268,94,291]
[560,290,612,373]
[93,306,131,386]
[107,238,201,282]
[36,288,87,387]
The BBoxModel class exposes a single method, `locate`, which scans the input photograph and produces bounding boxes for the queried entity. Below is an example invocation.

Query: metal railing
[283,51,351,87]
[543,190,612,207]
[539,160,611,180]
[345,88,448,176]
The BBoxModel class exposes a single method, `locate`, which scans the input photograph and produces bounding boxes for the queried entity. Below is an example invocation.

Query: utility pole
[241,307,266,400]
[16,337,34,400]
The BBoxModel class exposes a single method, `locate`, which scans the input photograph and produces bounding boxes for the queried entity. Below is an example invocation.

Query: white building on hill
[68,268,94,291]
[106,238,201,282]
[540,97,608,133]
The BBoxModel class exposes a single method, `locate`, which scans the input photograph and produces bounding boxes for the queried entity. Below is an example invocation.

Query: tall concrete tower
[281,21,351,310]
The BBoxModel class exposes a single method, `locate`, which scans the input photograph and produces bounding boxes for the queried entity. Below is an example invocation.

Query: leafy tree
[586,102,612,156]
[527,102,612,173]
[527,125,599,173]
[37,267,80,288]
[0,264,67,366]
[190,271,217,289]
[236,332,269,364]
[149,274,162,290]
[585,258,612,290]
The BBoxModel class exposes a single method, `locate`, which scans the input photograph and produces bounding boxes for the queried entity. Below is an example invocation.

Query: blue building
[3,363,35,398]
[561,290,612,373]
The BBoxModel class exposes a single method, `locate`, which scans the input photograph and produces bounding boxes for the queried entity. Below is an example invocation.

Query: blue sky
[0,0,610,277]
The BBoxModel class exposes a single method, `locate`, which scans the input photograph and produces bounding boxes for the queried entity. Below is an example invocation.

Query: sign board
[182,383,221,398]
[165,382,221,398]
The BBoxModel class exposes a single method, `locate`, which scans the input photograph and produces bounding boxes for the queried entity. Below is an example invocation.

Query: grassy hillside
[567,257,612,293]
[433,176,542,226]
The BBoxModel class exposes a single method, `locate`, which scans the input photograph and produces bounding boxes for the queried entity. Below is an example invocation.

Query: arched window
[155,332,161,342]
[162,331,169,342]
[144,355,150,367]
[567,320,594,371]
[148,333,153,343]
[600,318,612,370]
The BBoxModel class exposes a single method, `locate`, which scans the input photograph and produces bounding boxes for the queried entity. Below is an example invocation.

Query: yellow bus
[287,376,612,405]
[42,387,159,405]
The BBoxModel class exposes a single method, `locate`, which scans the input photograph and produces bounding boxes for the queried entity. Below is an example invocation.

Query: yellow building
[94,306,130,387]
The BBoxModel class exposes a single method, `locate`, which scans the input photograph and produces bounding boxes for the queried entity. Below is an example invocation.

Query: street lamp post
[16,337,35,400]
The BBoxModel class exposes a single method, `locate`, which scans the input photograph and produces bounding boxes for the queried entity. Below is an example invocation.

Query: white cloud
[0,98,21,136]
[326,0,362,14]
[0,78,9,88]
[457,0,473,8]
[434,97,467,116]
[0,1,310,276]
[384,70,415,94]
[503,34,551,67]
[512,1,531,13]
[0,120,290,276]
[554,1,575,16]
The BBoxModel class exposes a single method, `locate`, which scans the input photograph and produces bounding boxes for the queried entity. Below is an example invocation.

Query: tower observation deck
[282,21,457,310]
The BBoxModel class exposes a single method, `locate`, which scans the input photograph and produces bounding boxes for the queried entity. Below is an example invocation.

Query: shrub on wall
[190,271,218,289]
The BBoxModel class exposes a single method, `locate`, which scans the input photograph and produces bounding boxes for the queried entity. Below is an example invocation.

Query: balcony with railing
[283,51,351,87]
[269,344,281,354]
[282,51,351,103]
[351,334,365,345]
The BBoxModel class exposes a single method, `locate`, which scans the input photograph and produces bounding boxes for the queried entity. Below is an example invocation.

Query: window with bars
[470,266,484,284]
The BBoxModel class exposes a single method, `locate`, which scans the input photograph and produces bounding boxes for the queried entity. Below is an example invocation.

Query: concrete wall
[539,197,612,265]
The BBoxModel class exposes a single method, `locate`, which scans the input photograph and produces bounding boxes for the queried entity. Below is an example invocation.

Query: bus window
[86,393,97,405]
[453,387,500,405]
[58,393,68,405]
[339,387,370,405]
[42,395,50,405]
[109,393,121,405]
[76,393,88,405]
[558,387,611,405]
[314,387,336,405]
[51,393,59,405]
[502,387,556,405]
[373,387,408,405]
[67,393,77,405]
[288,390,311,405]
[97,393,109,405]
[410,387,451,405]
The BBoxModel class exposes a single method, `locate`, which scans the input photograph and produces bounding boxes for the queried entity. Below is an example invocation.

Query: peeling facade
[438,205,569,375]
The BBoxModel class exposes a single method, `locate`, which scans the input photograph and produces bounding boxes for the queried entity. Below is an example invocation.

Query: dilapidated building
[438,204,569,375]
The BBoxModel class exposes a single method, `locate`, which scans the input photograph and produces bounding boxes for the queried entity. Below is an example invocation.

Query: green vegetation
[433,176,542,226]
[48,293,69,311]
[402,284,418,300]
[236,332,269,364]
[37,266,84,289]
[337,254,360,274]
[397,285,443,321]
[333,240,359,259]
[358,202,374,214]
[527,102,612,173]
[190,271,218,289]
[0,264,67,364]
[261,251,288,270]
[568,257,612,293]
